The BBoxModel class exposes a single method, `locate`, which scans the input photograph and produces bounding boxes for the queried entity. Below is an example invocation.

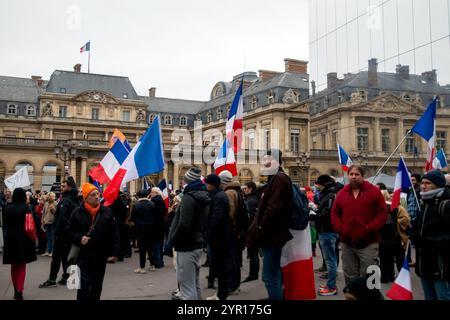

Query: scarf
[420,188,445,200]
[84,201,100,222]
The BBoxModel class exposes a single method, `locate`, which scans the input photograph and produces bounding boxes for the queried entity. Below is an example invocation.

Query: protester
[169,167,209,300]
[407,174,422,223]
[108,191,132,262]
[67,183,120,300]
[3,188,37,300]
[150,187,167,268]
[34,196,47,255]
[410,170,450,300]
[41,192,56,257]
[331,164,388,285]
[246,149,293,300]
[242,181,260,282]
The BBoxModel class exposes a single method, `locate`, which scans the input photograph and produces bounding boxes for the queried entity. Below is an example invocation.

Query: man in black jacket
[410,170,450,300]
[313,174,338,296]
[67,183,120,300]
[39,179,80,288]
[170,167,209,300]
[242,181,259,282]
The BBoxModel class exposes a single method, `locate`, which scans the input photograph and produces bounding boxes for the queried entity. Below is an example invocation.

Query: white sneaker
[147,266,156,271]
[139,268,147,274]
[134,268,144,273]
[48,253,53,257]
[206,293,219,300]
[41,252,49,257]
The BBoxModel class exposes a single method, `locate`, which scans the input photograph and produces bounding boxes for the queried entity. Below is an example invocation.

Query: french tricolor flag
[337,144,353,172]
[158,179,170,209]
[103,116,165,206]
[433,149,448,170]
[88,139,130,184]
[281,226,316,300]
[391,157,414,210]
[80,41,90,53]
[386,249,413,300]
[213,137,237,176]
[225,79,244,154]
[411,98,438,172]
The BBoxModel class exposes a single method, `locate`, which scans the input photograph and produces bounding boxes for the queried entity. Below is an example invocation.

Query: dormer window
[180,116,187,126]
[251,96,258,109]
[122,93,128,99]
[149,114,156,124]
[164,115,172,125]
[360,91,367,100]
[60,88,66,94]
[217,109,222,120]
[7,104,17,115]
[26,105,36,116]
[207,112,212,123]
[403,94,411,102]
[267,91,275,104]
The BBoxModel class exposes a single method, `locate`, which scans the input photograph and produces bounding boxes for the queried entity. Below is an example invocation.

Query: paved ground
[0,247,424,300]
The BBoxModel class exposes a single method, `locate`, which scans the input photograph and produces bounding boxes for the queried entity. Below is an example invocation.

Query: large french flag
[103,116,165,206]
[158,179,170,209]
[386,253,413,300]
[411,98,438,172]
[337,144,353,172]
[225,80,244,153]
[88,139,130,184]
[433,149,448,170]
[391,157,414,210]
[213,137,237,176]
[281,226,316,300]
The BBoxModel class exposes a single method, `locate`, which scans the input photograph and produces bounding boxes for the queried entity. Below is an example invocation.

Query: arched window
[149,114,156,123]
[180,116,187,126]
[164,115,172,125]
[267,91,275,104]
[26,105,36,116]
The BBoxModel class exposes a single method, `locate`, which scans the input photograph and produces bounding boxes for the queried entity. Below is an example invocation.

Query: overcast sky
[0,0,309,101]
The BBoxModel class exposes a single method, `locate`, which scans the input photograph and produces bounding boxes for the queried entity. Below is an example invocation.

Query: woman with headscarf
[2,188,37,300]
[67,183,120,300]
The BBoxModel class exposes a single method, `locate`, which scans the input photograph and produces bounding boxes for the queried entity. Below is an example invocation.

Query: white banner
[4,166,31,191]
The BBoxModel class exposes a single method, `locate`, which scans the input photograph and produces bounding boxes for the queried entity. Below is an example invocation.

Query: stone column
[256,120,261,150]
[80,158,87,185]
[173,162,179,191]
[73,130,77,139]
[19,128,24,138]
[70,159,77,177]
[284,119,290,151]
[397,119,404,148]
[33,170,43,191]
[374,118,381,152]
[49,129,53,140]
[105,131,109,142]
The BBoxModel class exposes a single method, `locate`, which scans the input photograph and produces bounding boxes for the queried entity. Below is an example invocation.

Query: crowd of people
[1,149,450,301]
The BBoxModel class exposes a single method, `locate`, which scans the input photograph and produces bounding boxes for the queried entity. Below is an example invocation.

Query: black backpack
[289,183,310,230]
[235,192,250,247]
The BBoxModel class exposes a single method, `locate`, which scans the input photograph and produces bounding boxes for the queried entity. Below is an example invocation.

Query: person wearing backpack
[331,165,388,285]
[246,149,293,300]
[312,174,339,296]
[410,170,450,300]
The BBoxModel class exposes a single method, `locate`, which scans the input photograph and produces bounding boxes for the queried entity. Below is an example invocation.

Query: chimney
[74,64,82,73]
[258,70,281,82]
[311,81,316,96]
[421,70,437,84]
[284,58,308,74]
[149,87,156,97]
[396,64,410,80]
[327,72,338,89]
[368,58,378,86]
[31,75,43,87]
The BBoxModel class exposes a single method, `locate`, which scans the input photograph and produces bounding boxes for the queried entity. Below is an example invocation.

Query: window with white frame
[381,128,390,152]
[59,106,67,118]
[207,112,212,123]
[267,91,275,104]
[251,96,257,109]
[405,131,416,153]
[122,110,130,122]
[164,115,172,125]
[149,114,156,123]
[290,129,300,153]
[437,131,447,150]
[264,128,271,150]
[91,108,99,120]
[357,128,369,151]
[248,130,255,150]
[7,104,17,115]
[217,109,222,120]
[180,116,187,126]
[26,105,36,116]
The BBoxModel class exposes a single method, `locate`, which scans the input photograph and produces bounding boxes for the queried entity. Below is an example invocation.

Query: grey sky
[0,0,309,101]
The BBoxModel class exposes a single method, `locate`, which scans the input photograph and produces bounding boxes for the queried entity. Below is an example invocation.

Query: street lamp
[296,152,311,186]
[54,142,77,180]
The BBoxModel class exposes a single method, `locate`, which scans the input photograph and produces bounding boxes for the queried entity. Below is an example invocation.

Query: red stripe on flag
[386,282,413,300]
[215,163,237,176]
[103,168,127,206]
[391,189,402,210]
[282,258,316,300]
[88,164,111,185]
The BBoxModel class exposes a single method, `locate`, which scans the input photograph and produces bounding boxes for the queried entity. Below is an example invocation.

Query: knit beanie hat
[184,167,202,184]
[82,183,98,200]
[316,174,333,186]
[422,170,446,188]
[219,170,233,185]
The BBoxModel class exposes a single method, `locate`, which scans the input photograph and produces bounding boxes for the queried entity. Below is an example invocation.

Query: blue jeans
[261,246,283,300]
[421,278,450,300]
[319,232,338,289]
[44,224,55,254]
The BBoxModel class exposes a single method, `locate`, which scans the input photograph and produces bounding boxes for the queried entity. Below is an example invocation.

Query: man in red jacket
[331,165,388,285]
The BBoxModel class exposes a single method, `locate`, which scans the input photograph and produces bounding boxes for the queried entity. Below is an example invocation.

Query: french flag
[281,225,316,300]
[391,157,414,210]
[225,79,244,154]
[88,139,130,184]
[108,128,131,151]
[80,41,90,53]
[103,116,165,206]
[411,98,438,172]
[213,137,237,176]
[433,149,448,170]
[158,179,170,209]
[337,144,353,172]
[386,251,413,300]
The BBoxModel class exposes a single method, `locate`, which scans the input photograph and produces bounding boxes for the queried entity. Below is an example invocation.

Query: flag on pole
[4,166,31,191]
[411,98,438,172]
[337,144,353,172]
[213,137,237,176]
[88,139,130,184]
[433,149,448,170]
[158,179,170,209]
[225,79,244,153]
[80,41,90,53]
[386,248,413,300]
[391,157,414,210]
[103,116,165,206]
[108,128,131,151]
[281,225,316,300]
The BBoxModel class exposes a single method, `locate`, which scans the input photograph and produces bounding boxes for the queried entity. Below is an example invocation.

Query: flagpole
[402,157,422,210]
[371,130,412,183]
[88,41,91,73]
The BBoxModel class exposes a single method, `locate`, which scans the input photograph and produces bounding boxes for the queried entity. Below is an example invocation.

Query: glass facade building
[309,0,450,92]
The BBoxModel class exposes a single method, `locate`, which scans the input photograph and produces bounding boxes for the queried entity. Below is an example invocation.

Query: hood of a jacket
[186,189,210,205]
[224,181,241,192]
[322,184,337,197]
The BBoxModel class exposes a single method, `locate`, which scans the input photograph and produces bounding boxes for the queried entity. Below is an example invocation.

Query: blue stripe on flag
[110,139,129,165]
